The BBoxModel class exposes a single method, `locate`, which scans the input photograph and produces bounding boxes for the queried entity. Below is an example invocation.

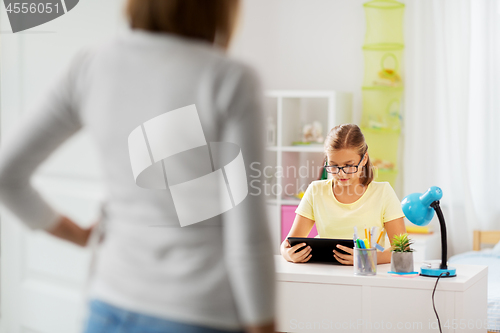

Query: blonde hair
[323,124,374,186]
[125,0,241,50]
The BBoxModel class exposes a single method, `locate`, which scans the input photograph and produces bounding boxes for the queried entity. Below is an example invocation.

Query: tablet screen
[287,237,354,265]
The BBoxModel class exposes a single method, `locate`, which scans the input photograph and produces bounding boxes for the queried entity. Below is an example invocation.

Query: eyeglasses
[324,155,365,174]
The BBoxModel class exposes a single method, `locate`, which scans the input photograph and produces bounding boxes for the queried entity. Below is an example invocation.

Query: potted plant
[390,233,415,273]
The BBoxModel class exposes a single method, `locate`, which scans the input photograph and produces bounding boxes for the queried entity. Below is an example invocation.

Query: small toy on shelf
[373,52,402,87]
[374,68,402,87]
[387,101,402,129]
[366,109,401,131]
[368,119,387,130]
[302,121,324,143]
[292,121,324,145]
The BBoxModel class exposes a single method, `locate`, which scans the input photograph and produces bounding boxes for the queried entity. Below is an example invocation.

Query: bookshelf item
[263,90,352,254]
[281,205,318,242]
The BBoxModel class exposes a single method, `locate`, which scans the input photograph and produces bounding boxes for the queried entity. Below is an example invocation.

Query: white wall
[229,0,367,123]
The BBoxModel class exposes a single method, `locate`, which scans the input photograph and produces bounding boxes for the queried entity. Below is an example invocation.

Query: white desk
[274,255,488,332]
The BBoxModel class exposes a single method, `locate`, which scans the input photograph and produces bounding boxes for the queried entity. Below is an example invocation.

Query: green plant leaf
[391,233,414,252]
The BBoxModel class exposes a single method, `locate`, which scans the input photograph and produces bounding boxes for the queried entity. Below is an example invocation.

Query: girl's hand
[245,320,275,333]
[283,239,312,263]
[47,216,99,247]
[333,244,354,265]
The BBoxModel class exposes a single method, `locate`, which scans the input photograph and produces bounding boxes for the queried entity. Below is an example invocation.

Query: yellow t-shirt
[294,179,405,248]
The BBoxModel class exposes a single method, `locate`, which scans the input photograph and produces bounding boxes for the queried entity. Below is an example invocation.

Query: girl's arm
[378,217,407,264]
[280,214,315,262]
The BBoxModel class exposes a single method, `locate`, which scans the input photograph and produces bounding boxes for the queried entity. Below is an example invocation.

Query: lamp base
[420,266,456,278]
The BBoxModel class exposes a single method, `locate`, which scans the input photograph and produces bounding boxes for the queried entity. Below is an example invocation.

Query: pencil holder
[354,248,377,276]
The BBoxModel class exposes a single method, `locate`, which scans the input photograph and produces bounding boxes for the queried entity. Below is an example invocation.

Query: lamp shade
[401,186,443,226]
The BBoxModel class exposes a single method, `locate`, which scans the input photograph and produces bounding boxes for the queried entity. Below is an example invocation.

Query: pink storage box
[281,205,318,242]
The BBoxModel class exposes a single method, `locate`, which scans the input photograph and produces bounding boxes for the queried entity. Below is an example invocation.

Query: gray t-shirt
[0,27,275,330]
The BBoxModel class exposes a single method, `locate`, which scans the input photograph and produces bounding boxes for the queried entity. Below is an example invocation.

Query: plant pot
[391,252,414,273]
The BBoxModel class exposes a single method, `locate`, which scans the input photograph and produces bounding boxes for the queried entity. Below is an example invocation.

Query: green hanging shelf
[361,0,404,188]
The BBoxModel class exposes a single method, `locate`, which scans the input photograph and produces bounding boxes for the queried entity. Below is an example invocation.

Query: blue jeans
[82,298,245,333]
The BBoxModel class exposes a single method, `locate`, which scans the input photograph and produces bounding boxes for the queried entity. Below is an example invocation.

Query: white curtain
[403,0,500,256]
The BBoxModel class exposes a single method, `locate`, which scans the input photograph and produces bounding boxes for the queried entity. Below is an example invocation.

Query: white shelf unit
[263,90,352,254]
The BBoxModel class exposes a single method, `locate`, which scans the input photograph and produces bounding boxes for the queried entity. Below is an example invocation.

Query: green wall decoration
[361,0,405,188]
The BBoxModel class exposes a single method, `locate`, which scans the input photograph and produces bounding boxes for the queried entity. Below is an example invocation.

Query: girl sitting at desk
[280,123,406,265]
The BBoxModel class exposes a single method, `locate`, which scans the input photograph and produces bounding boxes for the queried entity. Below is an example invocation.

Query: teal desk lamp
[401,186,456,278]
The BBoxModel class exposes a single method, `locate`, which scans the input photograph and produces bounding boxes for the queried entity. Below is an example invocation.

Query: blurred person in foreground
[0,0,276,332]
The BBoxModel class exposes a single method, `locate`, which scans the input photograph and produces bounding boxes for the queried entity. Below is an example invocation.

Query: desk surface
[274,255,487,292]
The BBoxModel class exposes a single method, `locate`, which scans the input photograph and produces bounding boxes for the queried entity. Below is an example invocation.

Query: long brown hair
[323,124,374,186]
[125,0,241,50]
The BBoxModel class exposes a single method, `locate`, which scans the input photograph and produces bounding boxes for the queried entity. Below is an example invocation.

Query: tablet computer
[287,237,354,265]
